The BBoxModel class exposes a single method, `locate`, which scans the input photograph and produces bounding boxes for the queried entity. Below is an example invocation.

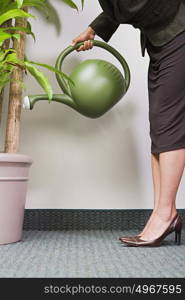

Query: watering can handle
[55,40,131,96]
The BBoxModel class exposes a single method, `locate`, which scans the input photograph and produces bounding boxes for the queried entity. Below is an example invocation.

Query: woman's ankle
[152,208,177,221]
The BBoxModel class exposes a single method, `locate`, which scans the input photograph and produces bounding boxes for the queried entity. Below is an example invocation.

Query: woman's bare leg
[140,149,185,241]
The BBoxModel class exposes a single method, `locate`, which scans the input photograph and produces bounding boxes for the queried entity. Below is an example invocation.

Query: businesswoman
[71,0,185,246]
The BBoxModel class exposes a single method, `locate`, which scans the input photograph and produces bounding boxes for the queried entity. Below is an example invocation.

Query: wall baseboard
[23,209,185,230]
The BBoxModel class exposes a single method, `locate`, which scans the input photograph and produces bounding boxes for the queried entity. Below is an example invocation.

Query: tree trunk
[4,11,27,153]
[0,21,12,135]
[0,90,4,130]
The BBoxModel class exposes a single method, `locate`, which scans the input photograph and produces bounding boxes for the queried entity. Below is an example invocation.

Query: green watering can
[23,40,130,118]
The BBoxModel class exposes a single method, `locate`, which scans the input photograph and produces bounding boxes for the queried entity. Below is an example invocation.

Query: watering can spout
[23,94,78,111]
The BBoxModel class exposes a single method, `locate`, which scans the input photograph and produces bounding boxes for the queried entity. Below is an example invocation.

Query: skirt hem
[151,145,185,154]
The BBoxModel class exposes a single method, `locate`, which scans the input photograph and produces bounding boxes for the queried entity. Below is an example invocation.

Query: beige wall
[1,0,185,208]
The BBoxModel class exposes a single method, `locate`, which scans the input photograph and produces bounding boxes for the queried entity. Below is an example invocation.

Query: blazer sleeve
[89,12,120,42]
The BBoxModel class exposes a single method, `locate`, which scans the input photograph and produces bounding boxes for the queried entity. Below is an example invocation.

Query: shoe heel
[175,230,181,245]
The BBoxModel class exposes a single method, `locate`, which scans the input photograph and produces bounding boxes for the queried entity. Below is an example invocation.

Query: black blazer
[89,0,182,56]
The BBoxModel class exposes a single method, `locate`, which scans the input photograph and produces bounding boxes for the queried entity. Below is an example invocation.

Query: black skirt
[146,29,185,154]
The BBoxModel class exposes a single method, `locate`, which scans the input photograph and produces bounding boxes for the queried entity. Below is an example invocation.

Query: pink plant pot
[0,153,33,245]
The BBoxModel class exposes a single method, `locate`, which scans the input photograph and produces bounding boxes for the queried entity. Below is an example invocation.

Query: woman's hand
[71,26,96,51]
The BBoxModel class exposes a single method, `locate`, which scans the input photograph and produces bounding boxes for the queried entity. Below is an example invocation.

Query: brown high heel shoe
[120,213,183,247]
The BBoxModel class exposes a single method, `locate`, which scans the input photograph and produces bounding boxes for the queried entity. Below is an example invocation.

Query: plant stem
[4,10,27,153]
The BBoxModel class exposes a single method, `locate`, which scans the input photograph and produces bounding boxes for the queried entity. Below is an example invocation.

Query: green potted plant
[0,0,83,245]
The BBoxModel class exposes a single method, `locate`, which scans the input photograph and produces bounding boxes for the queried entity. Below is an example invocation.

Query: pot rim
[0,152,33,164]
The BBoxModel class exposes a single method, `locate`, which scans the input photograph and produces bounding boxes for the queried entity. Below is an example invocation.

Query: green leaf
[0,32,15,46]
[0,25,35,41]
[0,72,11,93]
[61,0,78,11]
[22,0,49,18]
[81,0,84,9]
[24,61,53,101]
[0,9,35,26]
[26,60,74,85]
[0,49,16,63]
[4,51,24,66]
[16,0,24,9]
[0,48,18,92]
[11,33,20,39]
[26,21,36,41]
[0,0,12,14]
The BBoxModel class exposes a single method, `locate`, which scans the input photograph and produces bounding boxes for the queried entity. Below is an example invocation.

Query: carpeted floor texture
[0,229,184,278]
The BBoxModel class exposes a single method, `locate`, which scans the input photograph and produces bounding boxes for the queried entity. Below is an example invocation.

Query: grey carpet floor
[0,229,184,278]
